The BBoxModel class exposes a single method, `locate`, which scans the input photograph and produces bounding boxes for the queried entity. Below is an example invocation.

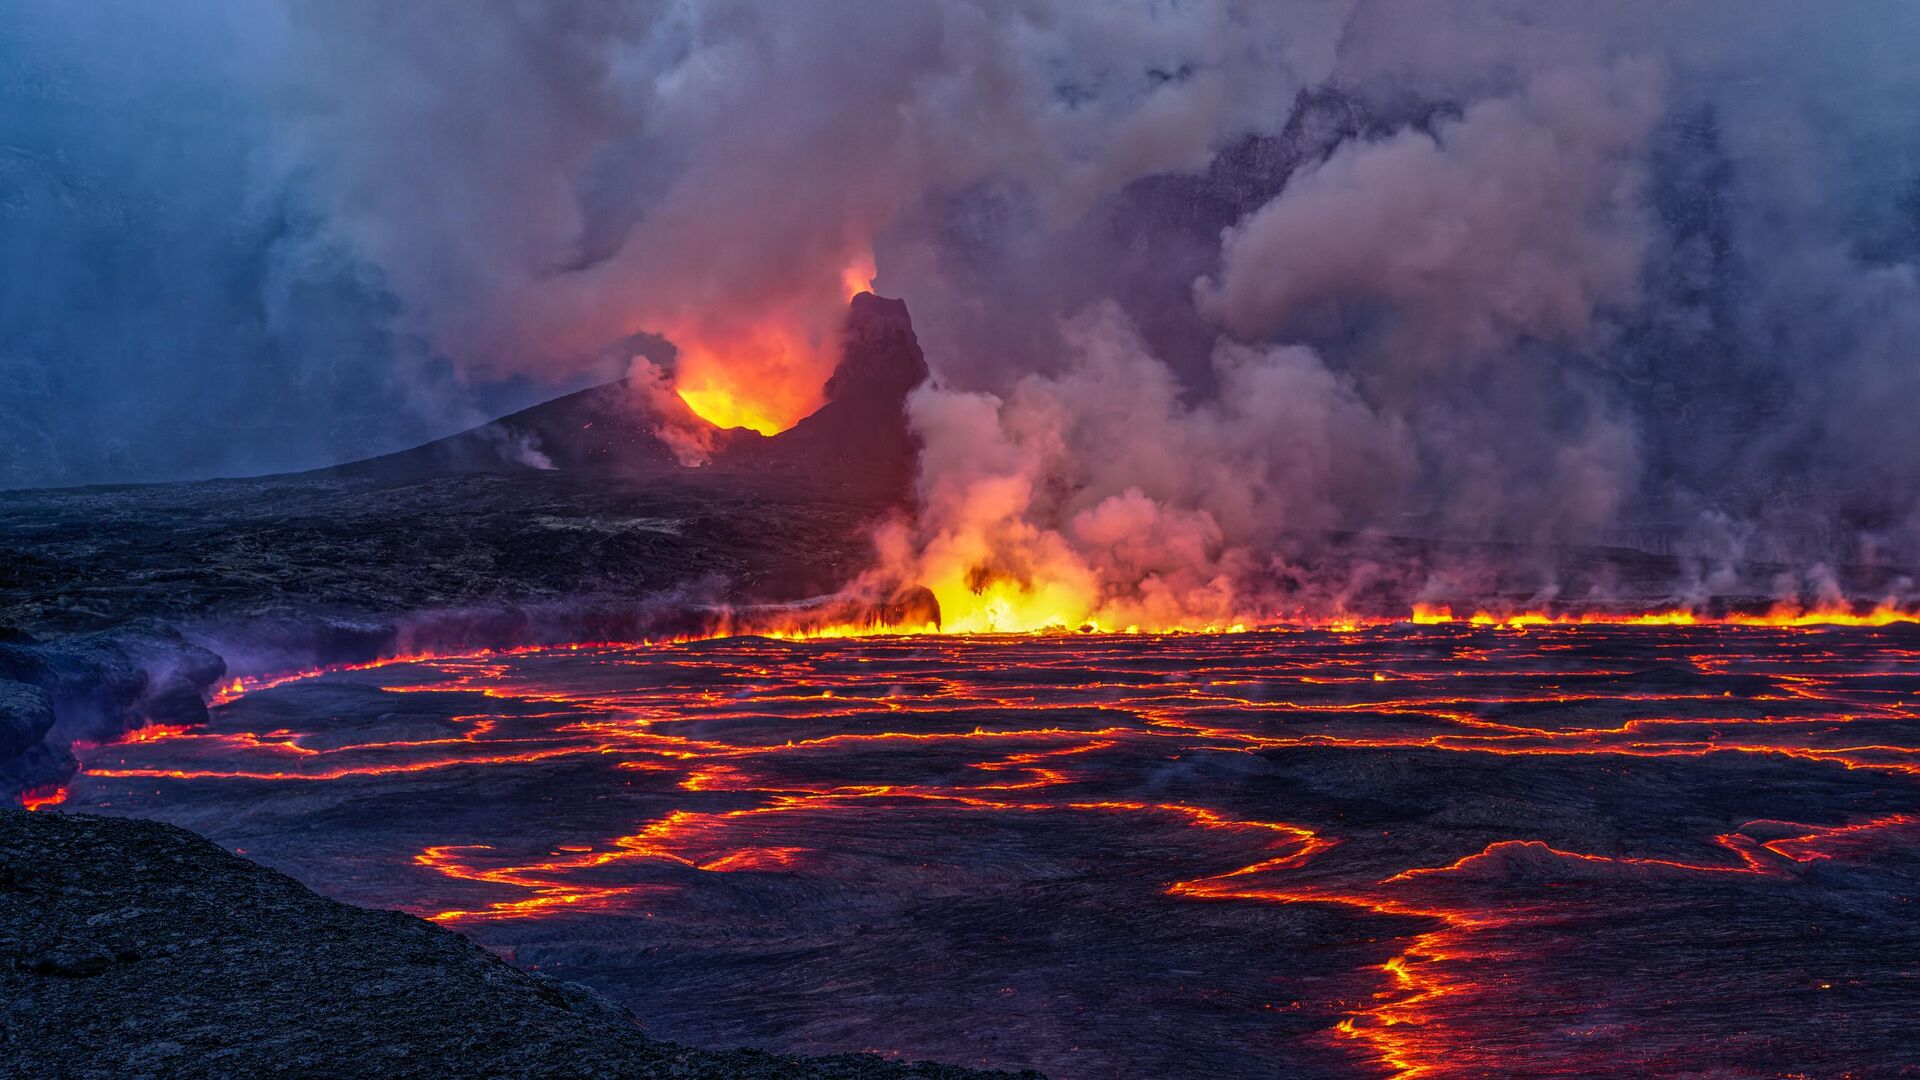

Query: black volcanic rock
[727,292,929,496]
[0,682,53,758]
[329,380,707,480]
[0,808,1039,1080]
[0,625,224,747]
[824,293,934,404]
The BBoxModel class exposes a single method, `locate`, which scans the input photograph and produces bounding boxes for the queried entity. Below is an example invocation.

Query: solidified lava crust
[0,808,1040,1080]
[52,625,1920,1078]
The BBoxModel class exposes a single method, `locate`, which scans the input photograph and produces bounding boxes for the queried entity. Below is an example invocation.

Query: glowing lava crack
[53,625,1920,1079]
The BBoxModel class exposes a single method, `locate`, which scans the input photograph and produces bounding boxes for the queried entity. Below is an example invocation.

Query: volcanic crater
[8,296,1920,1079]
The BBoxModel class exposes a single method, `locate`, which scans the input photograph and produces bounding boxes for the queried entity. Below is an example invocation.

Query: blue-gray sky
[0,1,607,487]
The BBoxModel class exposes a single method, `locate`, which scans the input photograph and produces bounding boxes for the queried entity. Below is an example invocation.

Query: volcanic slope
[2,285,1913,806]
[0,807,1040,1080]
[331,291,929,496]
[0,291,931,640]
[0,295,930,799]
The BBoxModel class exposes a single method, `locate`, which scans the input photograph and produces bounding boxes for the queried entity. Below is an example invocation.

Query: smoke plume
[9,2,1920,622]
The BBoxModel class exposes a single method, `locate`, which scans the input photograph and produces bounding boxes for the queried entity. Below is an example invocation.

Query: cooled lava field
[50,623,1920,1078]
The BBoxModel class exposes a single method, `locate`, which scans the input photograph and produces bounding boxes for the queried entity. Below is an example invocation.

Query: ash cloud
[9,2,1920,615]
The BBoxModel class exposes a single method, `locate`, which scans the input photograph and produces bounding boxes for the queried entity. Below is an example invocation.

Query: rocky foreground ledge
[0,809,1040,1080]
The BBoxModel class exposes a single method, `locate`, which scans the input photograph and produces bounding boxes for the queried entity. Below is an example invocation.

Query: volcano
[12,290,1920,1077]
[0,293,930,802]
[333,292,929,499]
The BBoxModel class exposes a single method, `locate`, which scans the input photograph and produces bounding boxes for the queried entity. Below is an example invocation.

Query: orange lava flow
[175,599,1920,724]
[672,334,824,435]
[1407,601,1920,630]
[1285,813,1920,1077]
[53,622,1920,1076]
[19,784,67,811]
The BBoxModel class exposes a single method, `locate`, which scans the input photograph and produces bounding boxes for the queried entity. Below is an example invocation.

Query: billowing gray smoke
[7,1,1920,620]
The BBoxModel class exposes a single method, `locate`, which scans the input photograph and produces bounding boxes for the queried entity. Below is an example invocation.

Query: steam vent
[11,6,1920,1078]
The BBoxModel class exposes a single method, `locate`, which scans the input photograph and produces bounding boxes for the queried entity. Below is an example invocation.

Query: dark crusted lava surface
[0,470,886,639]
[0,807,1039,1080]
[56,629,1920,1078]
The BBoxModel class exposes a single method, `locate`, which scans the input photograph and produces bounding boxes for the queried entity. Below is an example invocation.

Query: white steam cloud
[11,1,1920,621]
[267,0,1920,624]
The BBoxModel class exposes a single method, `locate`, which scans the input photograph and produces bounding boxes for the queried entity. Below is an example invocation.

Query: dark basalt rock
[0,624,225,744]
[0,741,73,801]
[0,465,901,798]
[0,624,227,798]
[825,293,931,404]
[0,681,54,759]
[328,378,698,480]
[728,292,930,497]
[878,583,942,629]
[0,808,1041,1080]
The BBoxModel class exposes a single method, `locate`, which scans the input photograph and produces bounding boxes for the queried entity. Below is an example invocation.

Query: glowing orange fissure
[1284,814,1920,1077]
[124,602,1920,767]
[136,602,1897,749]
[234,602,1920,698]
[53,626,1920,1075]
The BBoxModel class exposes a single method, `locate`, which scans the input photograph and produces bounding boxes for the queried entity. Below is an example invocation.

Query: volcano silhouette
[331,293,929,498]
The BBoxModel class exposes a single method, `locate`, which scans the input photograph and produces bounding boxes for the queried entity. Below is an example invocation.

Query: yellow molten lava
[668,251,879,435]
[859,594,1920,639]
[932,576,1102,635]
[912,570,1254,636]
[1405,602,1920,630]
[675,378,793,436]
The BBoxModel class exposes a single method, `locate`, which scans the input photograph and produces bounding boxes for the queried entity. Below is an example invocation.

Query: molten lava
[667,251,880,435]
[671,330,825,435]
[50,620,1920,1077]
[19,784,67,811]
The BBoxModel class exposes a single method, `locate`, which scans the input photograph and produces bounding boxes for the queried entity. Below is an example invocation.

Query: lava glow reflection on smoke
[668,250,881,435]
